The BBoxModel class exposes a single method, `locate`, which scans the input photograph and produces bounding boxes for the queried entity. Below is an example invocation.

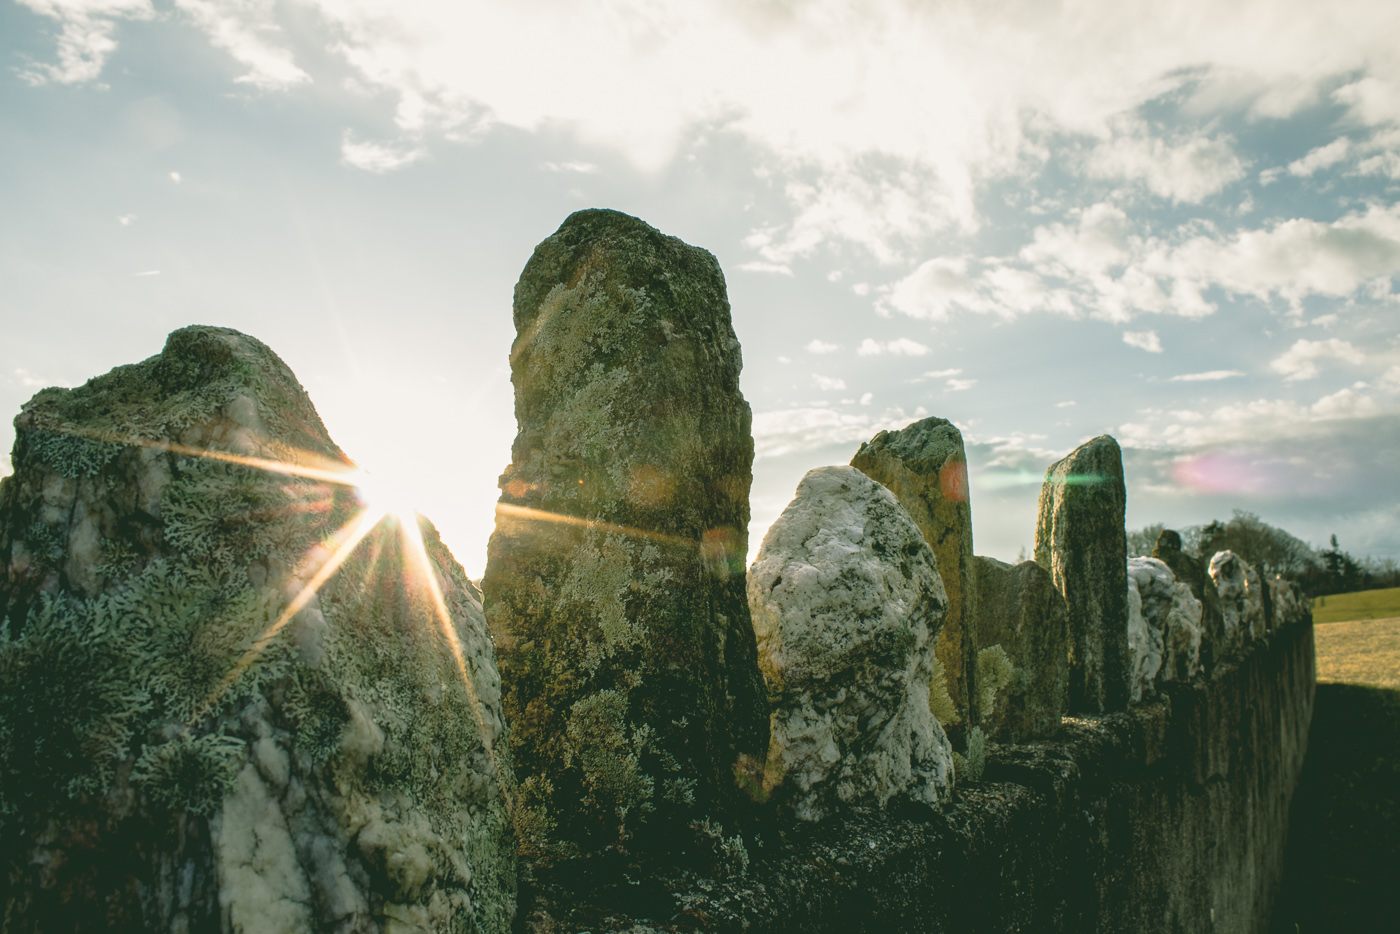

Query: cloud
[857,336,930,356]
[805,339,838,354]
[543,161,597,173]
[173,0,309,89]
[1056,400,1076,407]
[812,374,846,391]
[1123,330,1163,353]
[1269,338,1366,381]
[169,171,181,182]
[751,404,928,458]
[1288,138,1351,177]
[1086,121,1246,203]
[946,378,977,391]
[117,214,136,225]
[1170,369,1245,382]
[340,132,424,172]
[1118,385,1392,450]
[16,0,154,85]
[737,261,793,275]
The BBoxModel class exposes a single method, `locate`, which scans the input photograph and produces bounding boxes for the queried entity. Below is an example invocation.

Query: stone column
[482,209,768,853]
[851,417,977,739]
[1033,434,1129,713]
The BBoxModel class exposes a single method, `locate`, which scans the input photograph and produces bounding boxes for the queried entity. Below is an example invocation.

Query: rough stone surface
[1268,576,1309,628]
[1152,529,1226,675]
[850,417,976,740]
[0,326,515,932]
[1209,550,1267,659]
[747,466,953,822]
[521,611,1316,933]
[1033,435,1130,713]
[481,209,768,853]
[969,556,1069,742]
[1125,557,1202,702]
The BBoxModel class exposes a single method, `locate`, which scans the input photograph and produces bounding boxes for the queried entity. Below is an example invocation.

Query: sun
[351,465,424,528]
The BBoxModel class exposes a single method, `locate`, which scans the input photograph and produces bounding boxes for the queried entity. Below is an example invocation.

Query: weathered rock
[1209,550,1267,659]
[1153,529,1226,674]
[747,466,953,821]
[851,417,977,740]
[1268,576,1310,628]
[970,555,1069,742]
[481,209,768,852]
[0,326,515,932]
[1126,557,1202,701]
[1033,435,1130,713]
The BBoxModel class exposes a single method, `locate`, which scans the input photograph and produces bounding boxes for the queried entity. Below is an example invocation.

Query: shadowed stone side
[851,417,976,740]
[748,466,953,821]
[0,326,516,933]
[970,556,1068,742]
[1033,435,1129,714]
[481,209,768,854]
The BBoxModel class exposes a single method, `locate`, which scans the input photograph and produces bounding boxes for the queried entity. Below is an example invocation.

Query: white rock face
[747,466,953,821]
[1268,576,1309,628]
[1210,550,1266,658]
[1126,557,1203,701]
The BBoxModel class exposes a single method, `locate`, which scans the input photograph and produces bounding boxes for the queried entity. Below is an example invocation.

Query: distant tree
[1313,534,1365,596]
[1192,511,1321,580]
[1126,523,1165,558]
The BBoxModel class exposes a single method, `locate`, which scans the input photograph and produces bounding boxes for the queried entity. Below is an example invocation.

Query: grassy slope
[1314,618,1400,689]
[1311,585,1400,623]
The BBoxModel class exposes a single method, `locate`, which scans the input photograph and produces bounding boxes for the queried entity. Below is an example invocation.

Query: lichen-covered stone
[851,417,977,740]
[1209,550,1267,659]
[1033,435,1130,713]
[481,210,768,853]
[1268,576,1310,628]
[0,326,516,932]
[747,466,953,822]
[1126,557,1202,702]
[1152,528,1227,674]
[970,555,1069,741]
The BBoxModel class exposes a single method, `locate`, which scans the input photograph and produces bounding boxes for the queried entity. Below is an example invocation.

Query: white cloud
[751,404,928,458]
[340,132,424,172]
[805,339,838,354]
[1379,365,1400,391]
[543,161,597,173]
[169,171,181,183]
[1056,400,1076,407]
[1123,330,1163,353]
[117,214,135,225]
[812,374,846,391]
[174,0,309,89]
[922,368,962,379]
[16,0,154,85]
[135,269,160,276]
[737,261,793,276]
[1118,387,1391,450]
[1169,369,1245,382]
[946,377,977,391]
[856,336,930,356]
[1288,138,1351,177]
[860,392,873,405]
[1269,338,1366,381]
[1087,121,1247,203]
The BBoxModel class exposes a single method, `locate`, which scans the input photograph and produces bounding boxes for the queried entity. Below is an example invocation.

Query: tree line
[1126,511,1400,598]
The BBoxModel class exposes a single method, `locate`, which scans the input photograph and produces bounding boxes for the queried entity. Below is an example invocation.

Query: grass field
[1313,617,1400,688]
[1311,585,1400,623]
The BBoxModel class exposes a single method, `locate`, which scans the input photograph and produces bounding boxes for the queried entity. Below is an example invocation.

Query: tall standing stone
[970,556,1069,741]
[1033,435,1130,713]
[482,209,768,853]
[0,327,516,932]
[851,417,977,738]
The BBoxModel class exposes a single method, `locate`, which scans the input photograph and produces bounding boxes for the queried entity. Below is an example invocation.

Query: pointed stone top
[857,416,964,470]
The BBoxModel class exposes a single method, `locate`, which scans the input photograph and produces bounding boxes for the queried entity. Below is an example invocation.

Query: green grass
[1272,683,1400,932]
[1311,585,1400,623]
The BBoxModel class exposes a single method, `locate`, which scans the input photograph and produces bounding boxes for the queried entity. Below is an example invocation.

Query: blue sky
[3,0,1399,576]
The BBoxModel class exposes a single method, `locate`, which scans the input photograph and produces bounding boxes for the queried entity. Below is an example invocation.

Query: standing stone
[1268,576,1310,629]
[747,467,953,821]
[481,210,768,853]
[851,417,977,740]
[970,556,1070,742]
[1126,557,1202,702]
[1033,435,1130,713]
[1209,550,1267,659]
[0,326,515,932]
[1153,528,1226,674]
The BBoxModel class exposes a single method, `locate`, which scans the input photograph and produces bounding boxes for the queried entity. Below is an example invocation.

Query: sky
[2,0,1399,578]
